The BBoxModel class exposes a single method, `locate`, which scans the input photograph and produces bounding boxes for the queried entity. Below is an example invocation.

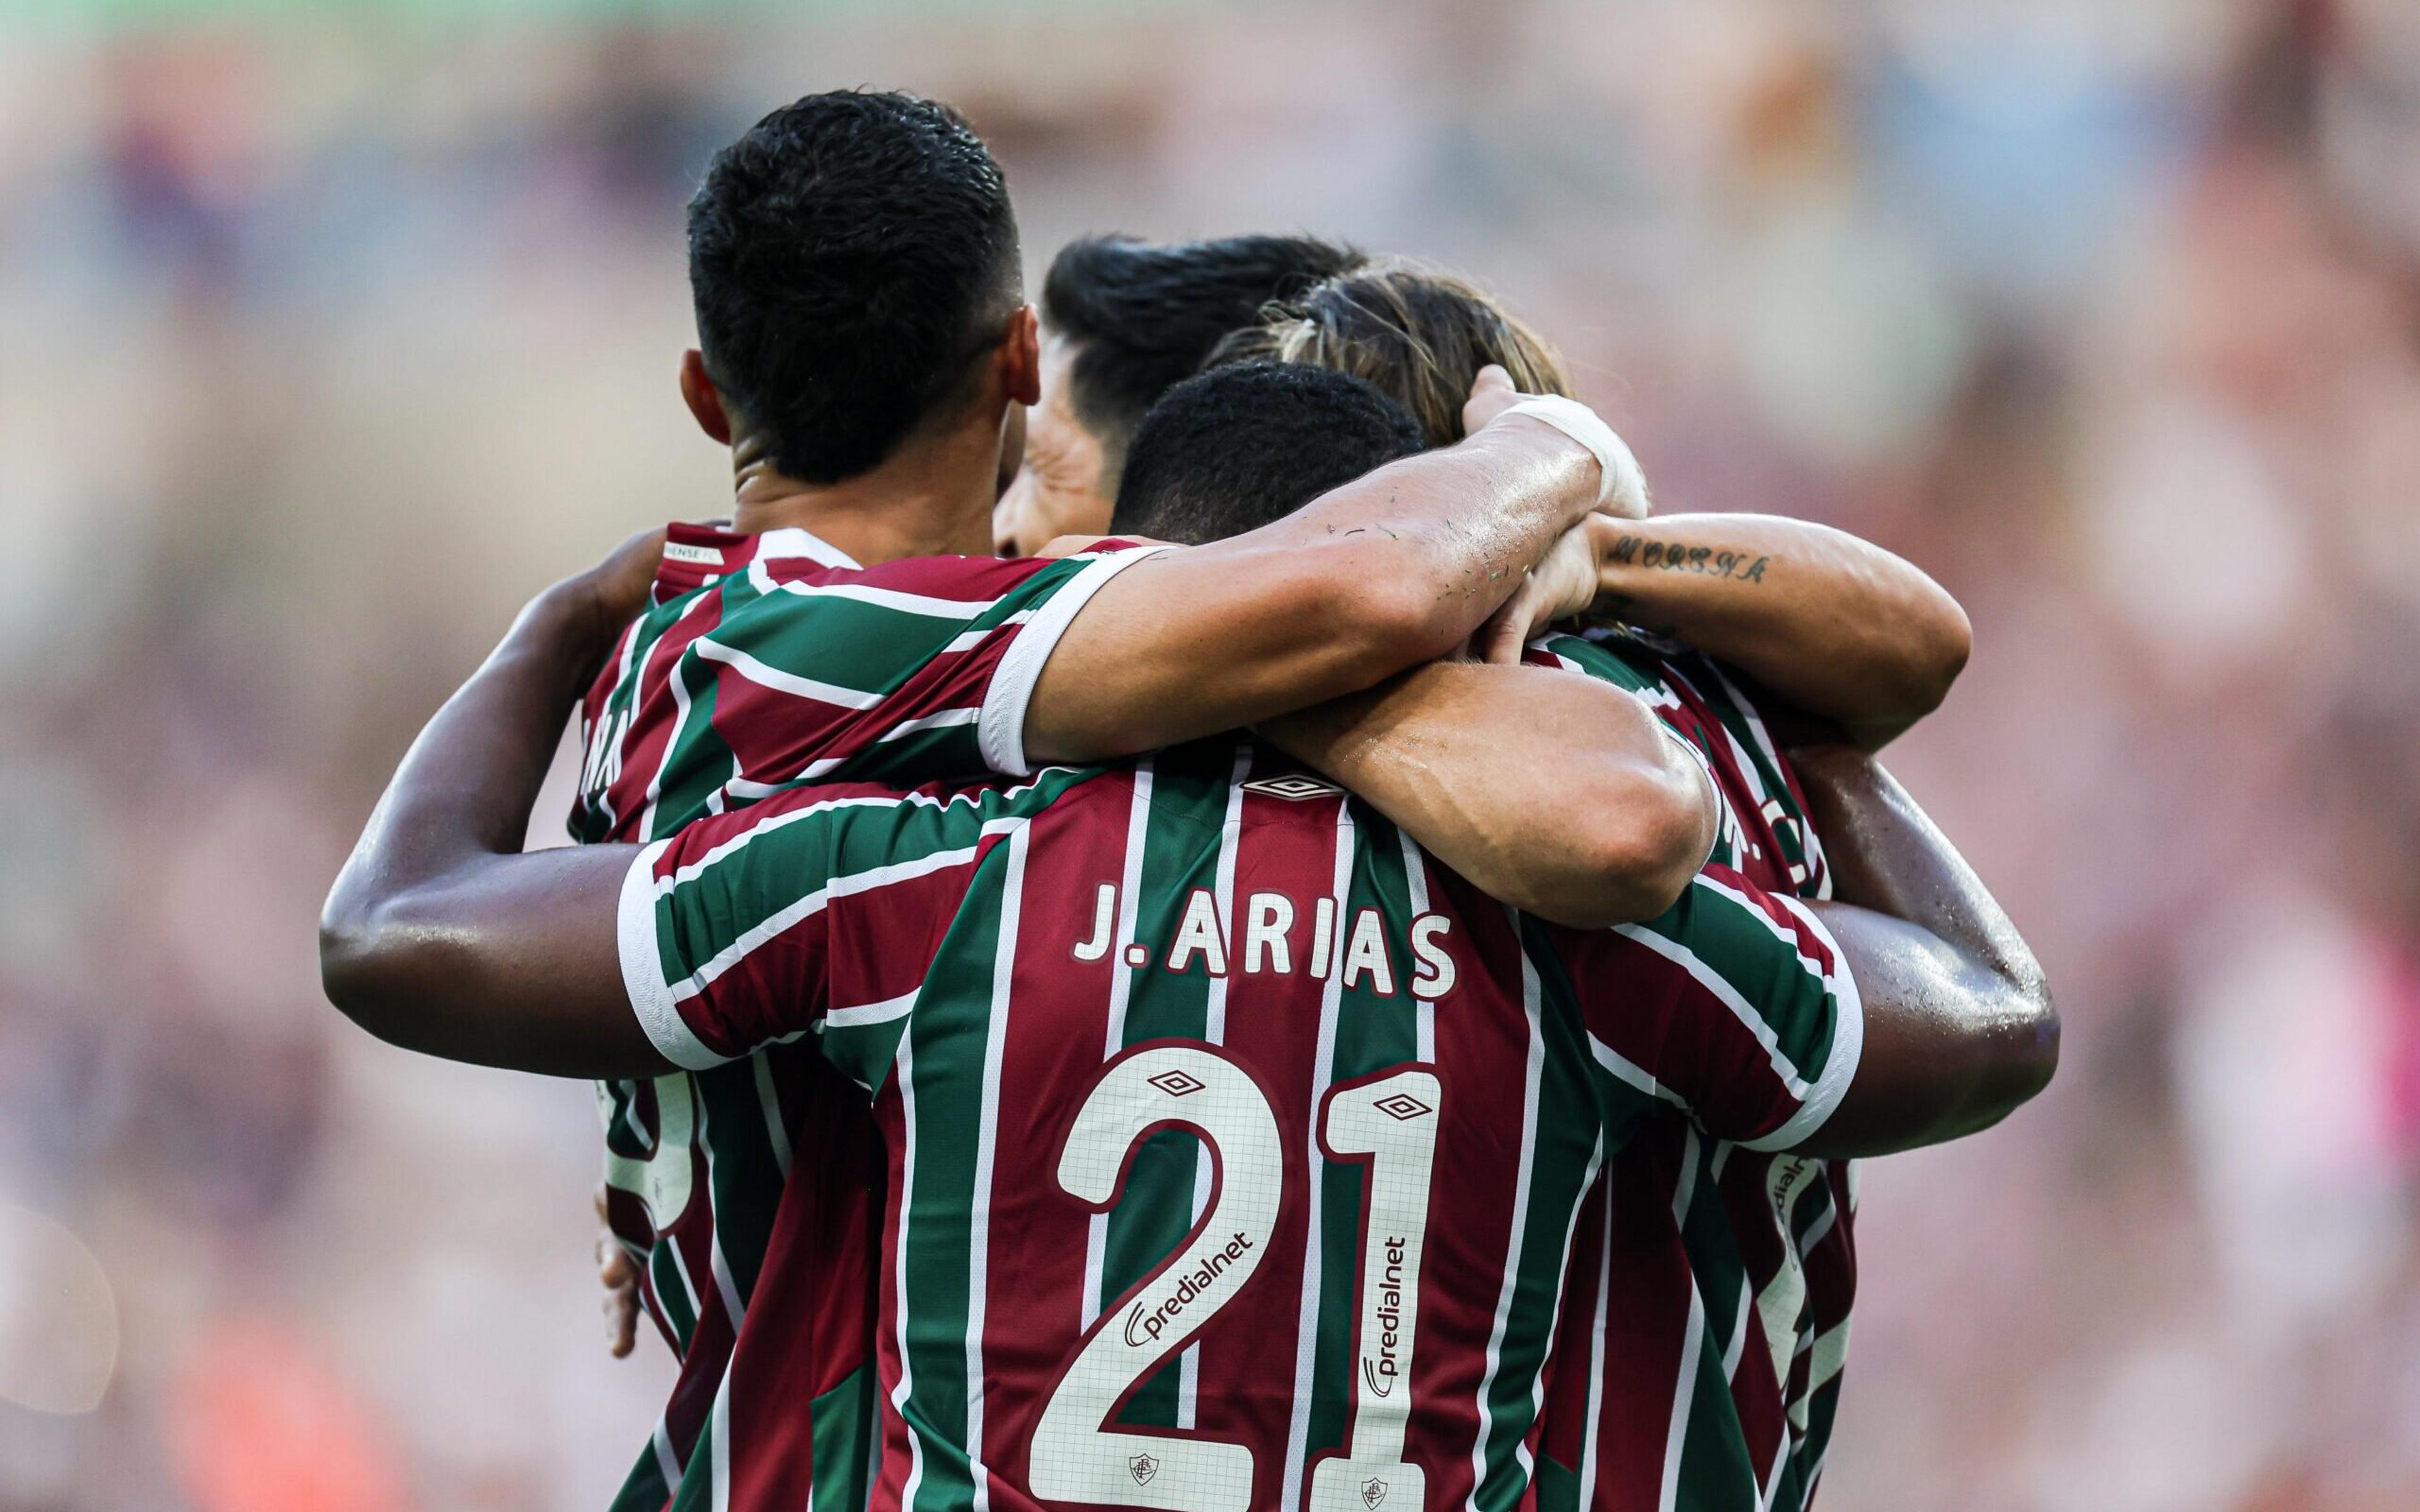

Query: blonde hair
[1209,257,1570,446]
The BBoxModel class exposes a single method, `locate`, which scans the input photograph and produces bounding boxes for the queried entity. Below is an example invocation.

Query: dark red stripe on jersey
[974,779,1158,1498]
[1400,864,1555,1509]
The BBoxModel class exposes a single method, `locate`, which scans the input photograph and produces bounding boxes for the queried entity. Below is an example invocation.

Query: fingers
[1478,584,1540,665]
[603,1271,640,1358]
[595,1184,641,1358]
[1460,364,1523,436]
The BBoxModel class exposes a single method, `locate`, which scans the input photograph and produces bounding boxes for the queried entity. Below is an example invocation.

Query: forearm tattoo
[1608,535,1769,583]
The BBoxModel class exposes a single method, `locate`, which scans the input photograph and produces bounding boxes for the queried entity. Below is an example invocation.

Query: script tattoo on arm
[1607,534,1770,583]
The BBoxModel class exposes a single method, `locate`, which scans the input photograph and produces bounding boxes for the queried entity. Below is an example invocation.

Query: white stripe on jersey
[697,1091,747,1331]
[1398,828,1436,1062]
[1700,660,1828,896]
[640,593,724,841]
[1722,1278,1752,1383]
[1740,893,1864,1153]
[672,846,986,1004]
[752,525,860,570]
[892,1033,931,1512]
[690,636,885,711]
[963,821,1032,1512]
[750,1054,793,1179]
[1181,745,1254,1432]
[1657,1281,1705,1512]
[1589,1033,1688,1109]
[1610,920,1814,1101]
[1279,798,1357,1512]
[884,707,982,736]
[943,610,1034,654]
[1574,1190,1613,1507]
[822,989,921,1032]
[764,576,1024,618]
[1082,762,1156,1330]
[708,1360,734,1512]
[1464,908,1546,1512]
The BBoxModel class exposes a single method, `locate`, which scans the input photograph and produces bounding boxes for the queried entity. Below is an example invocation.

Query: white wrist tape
[1497,395,1649,516]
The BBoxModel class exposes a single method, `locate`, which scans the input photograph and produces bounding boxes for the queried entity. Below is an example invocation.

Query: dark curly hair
[688,91,1022,483]
[1111,362,1426,545]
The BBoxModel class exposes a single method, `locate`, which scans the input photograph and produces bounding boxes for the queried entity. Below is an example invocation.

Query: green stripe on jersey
[1100,743,1245,1429]
[1300,810,1422,1475]
[1619,878,1841,1093]
[812,1360,882,1512]
[888,850,1016,1512]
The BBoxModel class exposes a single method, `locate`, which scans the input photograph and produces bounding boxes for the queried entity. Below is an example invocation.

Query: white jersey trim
[978,546,1170,777]
[620,840,729,1071]
[1736,894,1864,1153]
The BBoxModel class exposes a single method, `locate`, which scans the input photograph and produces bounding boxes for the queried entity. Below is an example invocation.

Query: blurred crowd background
[3,0,2418,1508]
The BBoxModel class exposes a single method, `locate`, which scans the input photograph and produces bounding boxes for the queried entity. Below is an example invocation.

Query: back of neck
[725,427,998,566]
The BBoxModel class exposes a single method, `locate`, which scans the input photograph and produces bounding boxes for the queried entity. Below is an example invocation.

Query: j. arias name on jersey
[1068,882,1458,1000]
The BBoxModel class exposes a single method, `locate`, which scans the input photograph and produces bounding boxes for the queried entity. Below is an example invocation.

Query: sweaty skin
[1479,513,1970,749]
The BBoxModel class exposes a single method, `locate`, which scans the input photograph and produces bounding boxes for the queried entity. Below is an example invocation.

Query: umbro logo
[1241,774,1340,801]
[1373,1092,1432,1121]
[1147,1070,1207,1098]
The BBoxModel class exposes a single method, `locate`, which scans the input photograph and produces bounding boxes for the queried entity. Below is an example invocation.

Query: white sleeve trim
[619,840,730,1072]
[1736,894,1864,1152]
[977,546,1172,777]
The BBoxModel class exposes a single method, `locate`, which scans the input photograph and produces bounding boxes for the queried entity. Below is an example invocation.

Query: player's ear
[679,348,733,446]
[998,306,1042,408]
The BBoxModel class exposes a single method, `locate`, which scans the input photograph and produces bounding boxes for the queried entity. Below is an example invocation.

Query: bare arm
[1482,513,1971,750]
[1789,747,2057,1157]
[1258,663,1715,930]
[320,547,667,1080]
[1024,377,1609,765]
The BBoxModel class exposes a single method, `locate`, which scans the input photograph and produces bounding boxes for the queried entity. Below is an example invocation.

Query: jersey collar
[653,520,862,601]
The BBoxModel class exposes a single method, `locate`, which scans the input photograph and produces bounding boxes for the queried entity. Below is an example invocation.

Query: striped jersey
[573,519,1866,1512]
[572,523,1162,1512]
[616,736,1864,1512]
[1523,629,1855,1512]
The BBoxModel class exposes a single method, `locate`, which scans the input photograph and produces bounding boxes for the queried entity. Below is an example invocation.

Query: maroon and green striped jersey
[572,524,1163,1512]
[618,737,1863,1512]
[574,518,1867,1512]
[1523,629,1854,1512]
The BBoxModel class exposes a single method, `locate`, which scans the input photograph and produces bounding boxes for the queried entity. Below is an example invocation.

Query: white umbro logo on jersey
[1241,774,1340,801]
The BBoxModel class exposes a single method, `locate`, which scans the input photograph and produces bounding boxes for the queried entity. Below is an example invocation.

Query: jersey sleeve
[1550,863,1862,1151]
[614,781,992,1072]
[1531,630,1828,900]
[705,543,1166,791]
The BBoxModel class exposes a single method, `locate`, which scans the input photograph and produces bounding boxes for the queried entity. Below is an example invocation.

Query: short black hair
[1042,234,1363,478]
[1112,362,1426,545]
[688,91,1020,483]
